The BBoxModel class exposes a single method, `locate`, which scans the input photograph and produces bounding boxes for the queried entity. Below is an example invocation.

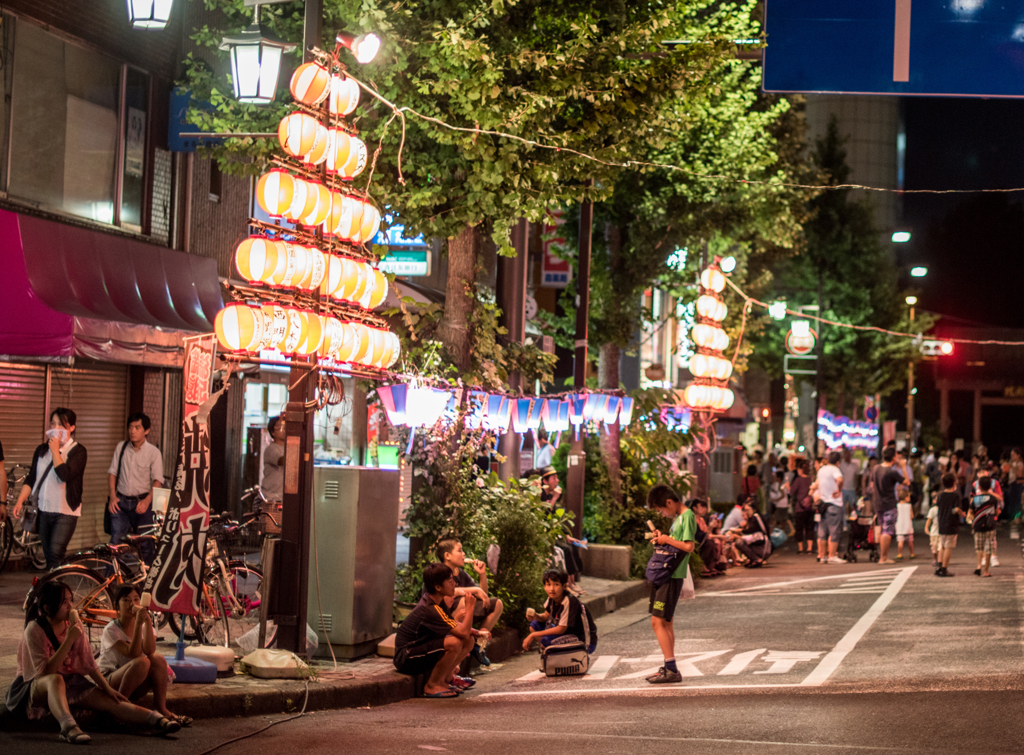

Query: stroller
[843,497,879,563]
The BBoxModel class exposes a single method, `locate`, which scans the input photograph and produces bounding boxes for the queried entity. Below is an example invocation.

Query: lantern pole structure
[497,218,529,481]
[275,0,322,657]
[906,295,916,453]
[565,184,593,540]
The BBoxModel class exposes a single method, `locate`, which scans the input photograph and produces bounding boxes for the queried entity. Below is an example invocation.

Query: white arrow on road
[618,650,731,679]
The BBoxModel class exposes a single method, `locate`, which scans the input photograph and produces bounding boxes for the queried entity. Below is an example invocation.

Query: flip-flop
[423,689,459,698]
[981,573,993,578]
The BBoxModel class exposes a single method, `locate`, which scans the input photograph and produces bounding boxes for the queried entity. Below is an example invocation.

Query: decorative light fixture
[215,303,265,353]
[910,266,928,277]
[719,255,737,273]
[127,0,174,30]
[335,31,382,64]
[289,62,332,106]
[686,262,733,413]
[768,300,787,321]
[905,295,918,306]
[219,6,296,105]
[329,75,361,116]
[891,231,912,243]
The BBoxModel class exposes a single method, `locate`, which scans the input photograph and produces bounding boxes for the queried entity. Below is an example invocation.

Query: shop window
[120,67,150,231]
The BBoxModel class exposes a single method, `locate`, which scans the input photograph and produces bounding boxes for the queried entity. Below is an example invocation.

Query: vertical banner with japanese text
[145,334,217,614]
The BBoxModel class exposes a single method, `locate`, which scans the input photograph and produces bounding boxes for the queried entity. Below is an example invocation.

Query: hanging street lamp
[219,5,297,105]
[127,0,174,30]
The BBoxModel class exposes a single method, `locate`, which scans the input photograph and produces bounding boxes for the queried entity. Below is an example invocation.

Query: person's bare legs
[30,674,73,723]
[78,687,156,725]
[908,536,915,558]
[897,537,905,559]
[424,636,467,695]
[976,549,984,572]
[147,653,175,718]
[940,546,953,570]
[817,538,827,561]
[481,599,503,634]
[651,616,675,663]
[828,538,839,559]
[879,534,892,563]
[109,655,151,698]
[982,552,992,577]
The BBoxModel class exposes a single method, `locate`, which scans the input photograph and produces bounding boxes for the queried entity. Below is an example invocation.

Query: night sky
[903,97,1024,328]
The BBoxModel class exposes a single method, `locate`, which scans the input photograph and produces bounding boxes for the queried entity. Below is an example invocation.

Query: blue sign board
[763,0,1024,98]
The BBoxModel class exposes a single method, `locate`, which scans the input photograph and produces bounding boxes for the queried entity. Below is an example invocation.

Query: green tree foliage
[750,118,935,407]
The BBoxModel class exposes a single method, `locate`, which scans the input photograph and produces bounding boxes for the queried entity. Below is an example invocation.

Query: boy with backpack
[971,476,998,577]
[644,485,696,684]
[521,568,597,654]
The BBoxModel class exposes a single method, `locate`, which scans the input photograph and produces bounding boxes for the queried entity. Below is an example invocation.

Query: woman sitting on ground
[98,584,190,727]
[5,580,181,744]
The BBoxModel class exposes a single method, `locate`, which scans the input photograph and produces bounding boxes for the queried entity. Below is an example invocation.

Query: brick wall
[3,0,184,80]
[189,157,251,278]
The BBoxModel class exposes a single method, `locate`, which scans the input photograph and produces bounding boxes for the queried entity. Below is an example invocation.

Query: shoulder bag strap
[31,461,54,499]
[113,441,129,498]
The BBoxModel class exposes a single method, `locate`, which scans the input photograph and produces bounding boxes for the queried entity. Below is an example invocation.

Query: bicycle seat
[95,543,132,555]
[124,534,156,547]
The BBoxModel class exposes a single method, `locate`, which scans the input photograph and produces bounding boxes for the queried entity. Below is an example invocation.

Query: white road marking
[585,655,618,680]
[717,648,765,675]
[800,567,916,686]
[514,669,545,682]
[708,568,904,595]
[755,651,823,674]
[617,650,730,679]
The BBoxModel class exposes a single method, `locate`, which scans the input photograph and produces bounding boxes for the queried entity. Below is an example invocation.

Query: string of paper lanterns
[215,302,399,367]
[685,260,734,412]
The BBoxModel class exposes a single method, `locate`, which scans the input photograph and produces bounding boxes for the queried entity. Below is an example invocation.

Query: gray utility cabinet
[308,465,400,659]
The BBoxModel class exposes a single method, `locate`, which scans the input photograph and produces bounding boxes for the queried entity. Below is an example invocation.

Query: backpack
[972,496,997,532]
[645,543,685,587]
[541,603,594,677]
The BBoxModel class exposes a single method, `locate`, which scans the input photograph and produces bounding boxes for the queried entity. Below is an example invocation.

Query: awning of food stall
[0,208,223,367]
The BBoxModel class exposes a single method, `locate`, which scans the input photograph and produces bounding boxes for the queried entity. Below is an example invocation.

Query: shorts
[394,637,447,676]
[929,535,940,552]
[649,578,684,622]
[877,508,899,537]
[817,505,844,542]
[974,530,996,554]
[938,534,957,550]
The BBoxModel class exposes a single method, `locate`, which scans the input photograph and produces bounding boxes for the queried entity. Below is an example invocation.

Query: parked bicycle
[0,464,46,572]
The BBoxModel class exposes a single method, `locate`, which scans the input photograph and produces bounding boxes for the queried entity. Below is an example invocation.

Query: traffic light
[920,340,953,357]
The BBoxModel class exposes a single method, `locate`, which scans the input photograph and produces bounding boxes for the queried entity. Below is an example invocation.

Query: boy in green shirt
[645,484,696,684]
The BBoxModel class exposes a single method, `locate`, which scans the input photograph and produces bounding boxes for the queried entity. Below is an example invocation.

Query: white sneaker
[991,555,1000,567]
[827,557,846,565]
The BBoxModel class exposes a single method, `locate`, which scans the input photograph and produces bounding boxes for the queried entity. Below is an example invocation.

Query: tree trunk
[599,222,624,507]
[438,224,479,372]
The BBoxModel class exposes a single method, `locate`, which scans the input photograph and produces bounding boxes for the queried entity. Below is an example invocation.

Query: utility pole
[907,302,915,452]
[814,266,825,455]
[565,189,593,539]
[273,0,321,655]
[690,242,710,499]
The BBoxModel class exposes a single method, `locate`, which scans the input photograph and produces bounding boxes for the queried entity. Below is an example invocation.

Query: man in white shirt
[108,413,164,562]
[816,450,845,564]
[534,430,553,470]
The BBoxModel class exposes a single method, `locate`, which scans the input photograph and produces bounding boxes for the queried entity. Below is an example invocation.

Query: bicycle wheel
[203,563,263,649]
[166,577,227,645]
[0,519,13,573]
[31,565,114,650]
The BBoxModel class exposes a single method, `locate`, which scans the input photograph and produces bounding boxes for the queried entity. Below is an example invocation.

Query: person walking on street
[108,413,164,563]
[261,416,286,503]
[971,476,999,578]
[838,447,860,520]
[790,461,815,554]
[816,451,846,564]
[12,408,87,570]
[872,446,906,564]
[934,473,962,577]
[1007,447,1023,522]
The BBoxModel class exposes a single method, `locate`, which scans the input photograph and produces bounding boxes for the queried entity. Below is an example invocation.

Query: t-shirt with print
[875,466,903,513]
[543,591,586,642]
[669,508,697,579]
[394,593,458,653]
[935,491,961,536]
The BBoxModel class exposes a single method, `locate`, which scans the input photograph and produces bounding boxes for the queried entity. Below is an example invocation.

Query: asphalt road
[4,530,1023,753]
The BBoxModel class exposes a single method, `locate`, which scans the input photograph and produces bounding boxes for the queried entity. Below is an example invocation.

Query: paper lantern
[349,323,372,363]
[296,247,326,291]
[696,294,727,322]
[332,132,368,179]
[234,236,283,284]
[369,328,387,366]
[215,304,264,352]
[277,112,326,160]
[367,269,389,308]
[349,261,371,303]
[279,308,306,354]
[259,305,289,350]
[332,323,357,362]
[296,312,325,355]
[331,257,358,301]
[328,74,360,116]
[689,353,733,381]
[278,244,310,288]
[618,397,634,428]
[700,267,726,293]
[303,130,330,166]
[320,255,343,297]
[386,332,401,367]
[289,62,331,106]
[321,316,343,355]
[323,192,348,237]
[256,170,294,218]
[299,181,332,227]
[357,202,381,244]
[283,177,321,224]
[684,383,709,409]
[692,323,729,351]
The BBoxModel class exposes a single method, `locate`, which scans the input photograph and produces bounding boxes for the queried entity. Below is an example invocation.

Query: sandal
[172,715,193,728]
[423,689,459,698]
[156,717,182,736]
[59,724,92,744]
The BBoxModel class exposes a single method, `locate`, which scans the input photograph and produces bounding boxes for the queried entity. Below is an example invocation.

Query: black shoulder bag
[104,442,129,536]
[21,460,53,534]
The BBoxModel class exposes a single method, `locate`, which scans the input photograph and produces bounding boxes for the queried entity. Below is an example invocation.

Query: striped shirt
[394,594,458,653]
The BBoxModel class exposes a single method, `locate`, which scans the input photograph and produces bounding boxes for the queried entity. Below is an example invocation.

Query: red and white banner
[541,209,571,288]
[145,334,217,614]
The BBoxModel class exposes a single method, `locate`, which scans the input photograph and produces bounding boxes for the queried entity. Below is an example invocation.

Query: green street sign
[378,249,430,277]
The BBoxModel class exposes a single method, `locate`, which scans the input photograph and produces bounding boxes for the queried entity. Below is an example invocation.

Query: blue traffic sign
[763,0,1024,98]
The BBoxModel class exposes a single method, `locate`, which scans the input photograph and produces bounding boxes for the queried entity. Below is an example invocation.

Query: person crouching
[522,569,596,654]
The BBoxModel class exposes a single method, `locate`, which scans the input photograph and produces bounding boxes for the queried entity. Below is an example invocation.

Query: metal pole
[690,243,710,500]
[814,267,824,453]
[565,190,593,539]
[907,305,915,452]
[273,0,322,655]
[497,218,529,480]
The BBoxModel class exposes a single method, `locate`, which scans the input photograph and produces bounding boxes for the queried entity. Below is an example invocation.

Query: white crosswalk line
[718,648,766,676]
[754,651,823,674]
[585,655,619,680]
[515,669,545,682]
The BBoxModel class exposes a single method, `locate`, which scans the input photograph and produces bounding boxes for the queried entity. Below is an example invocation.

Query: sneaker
[471,644,491,667]
[644,667,666,682]
[974,568,982,576]
[646,667,683,684]
[827,557,846,565]
[451,675,476,689]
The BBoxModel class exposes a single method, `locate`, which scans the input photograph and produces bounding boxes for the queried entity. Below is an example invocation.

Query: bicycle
[0,464,46,573]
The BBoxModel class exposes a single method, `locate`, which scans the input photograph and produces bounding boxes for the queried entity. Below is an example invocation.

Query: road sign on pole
[764,0,1024,98]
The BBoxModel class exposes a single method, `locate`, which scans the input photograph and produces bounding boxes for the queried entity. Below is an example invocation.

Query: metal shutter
[0,363,47,470]
[49,362,128,551]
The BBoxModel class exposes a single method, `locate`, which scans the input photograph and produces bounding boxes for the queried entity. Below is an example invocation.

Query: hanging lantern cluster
[255,170,379,242]
[685,261,734,412]
[215,302,399,367]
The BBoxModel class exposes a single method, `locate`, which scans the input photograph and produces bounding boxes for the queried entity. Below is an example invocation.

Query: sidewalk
[0,570,647,726]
